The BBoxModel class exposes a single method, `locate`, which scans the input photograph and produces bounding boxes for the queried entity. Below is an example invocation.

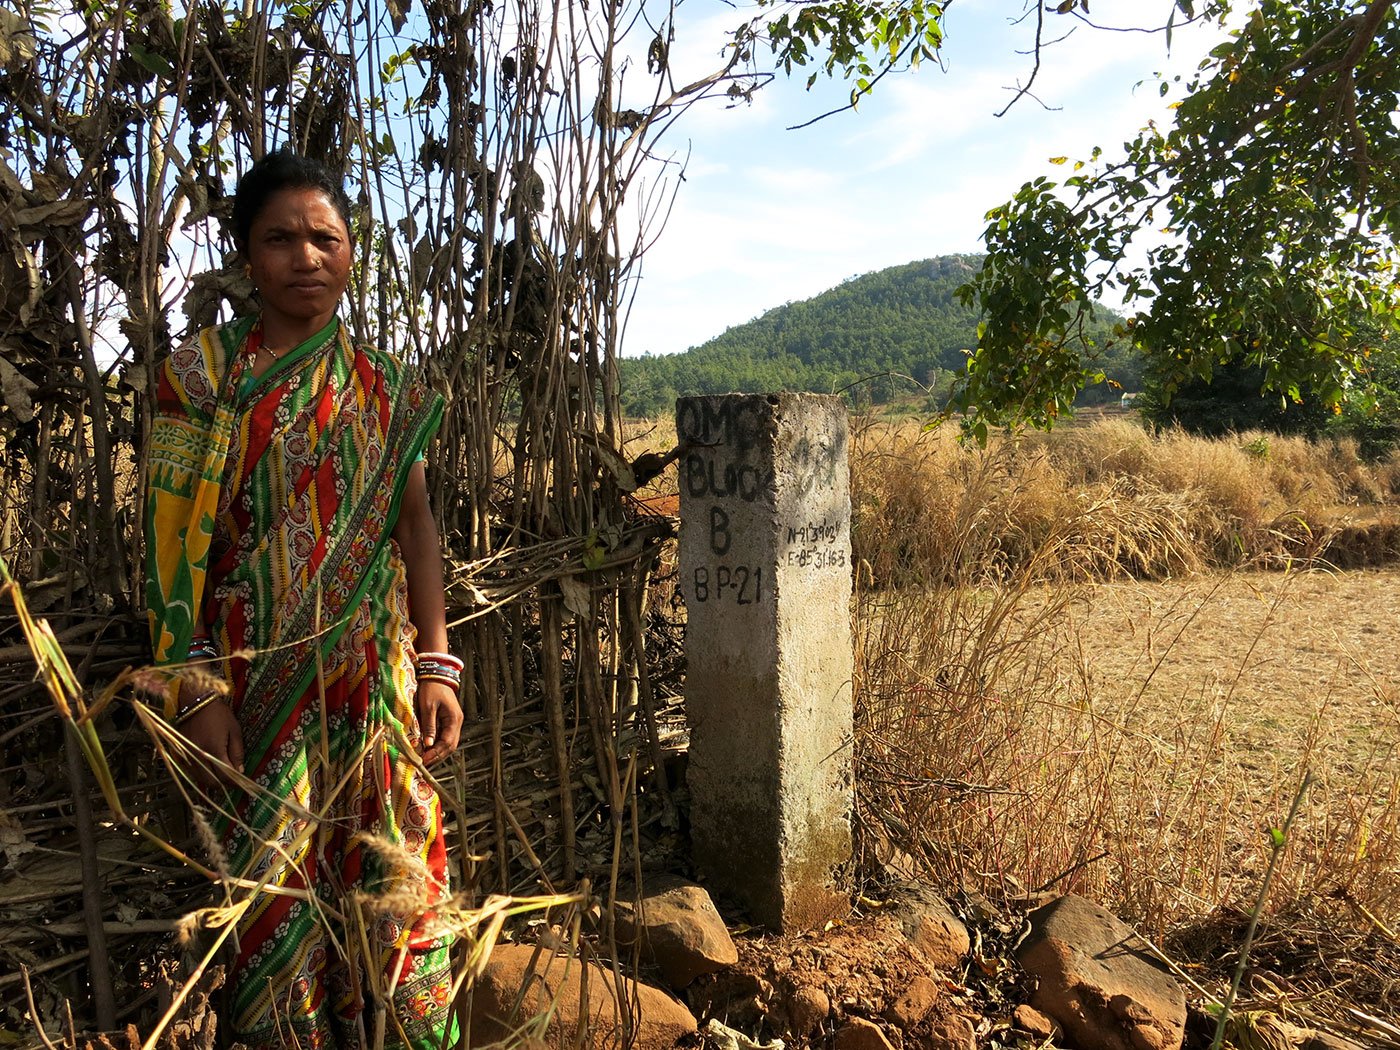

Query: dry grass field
[1055,570,1398,778]
[1016,568,1400,905]
[627,413,1400,1022]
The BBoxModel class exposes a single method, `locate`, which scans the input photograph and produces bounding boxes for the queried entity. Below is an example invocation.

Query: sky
[616,0,1227,358]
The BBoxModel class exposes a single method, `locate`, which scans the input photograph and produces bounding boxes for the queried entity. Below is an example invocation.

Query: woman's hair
[231,148,353,245]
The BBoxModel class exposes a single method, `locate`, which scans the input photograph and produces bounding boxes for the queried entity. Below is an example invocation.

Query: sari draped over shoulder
[146,317,454,1050]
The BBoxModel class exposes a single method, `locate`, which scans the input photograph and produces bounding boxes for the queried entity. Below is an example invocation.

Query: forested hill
[619,255,1137,417]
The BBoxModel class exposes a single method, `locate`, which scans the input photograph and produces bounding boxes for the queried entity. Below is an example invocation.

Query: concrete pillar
[676,393,853,932]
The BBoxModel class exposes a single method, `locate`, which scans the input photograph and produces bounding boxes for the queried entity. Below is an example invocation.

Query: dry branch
[0,0,709,1037]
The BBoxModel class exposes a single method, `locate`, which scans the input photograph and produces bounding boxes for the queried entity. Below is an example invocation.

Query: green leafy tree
[954,1,1400,434]
[1331,320,1400,458]
[1137,359,1331,437]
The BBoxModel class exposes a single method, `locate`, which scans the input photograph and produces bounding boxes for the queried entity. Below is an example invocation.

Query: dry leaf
[120,361,149,393]
[701,1019,784,1050]
[9,199,90,240]
[0,813,35,866]
[0,352,37,422]
[0,8,37,65]
[559,574,591,618]
[577,430,638,492]
[1,238,41,325]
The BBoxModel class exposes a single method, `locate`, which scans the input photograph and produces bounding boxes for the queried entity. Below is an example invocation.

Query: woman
[145,149,463,1049]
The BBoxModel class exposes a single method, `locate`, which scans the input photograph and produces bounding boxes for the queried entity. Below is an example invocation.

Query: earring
[242,263,252,279]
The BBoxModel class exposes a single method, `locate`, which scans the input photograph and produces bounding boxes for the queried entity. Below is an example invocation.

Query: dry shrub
[851,418,1400,1019]
[1047,416,1159,485]
[852,422,1209,583]
[1376,454,1400,499]
[1320,435,1386,504]
[851,551,1237,929]
[853,418,1400,581]
[853,565,1400,950]
[1263,433,1346,507]
[853,565,1231,934]
[1037,421,1273,563]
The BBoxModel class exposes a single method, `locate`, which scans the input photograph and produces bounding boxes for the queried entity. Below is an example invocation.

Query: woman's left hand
[416,678,463,765]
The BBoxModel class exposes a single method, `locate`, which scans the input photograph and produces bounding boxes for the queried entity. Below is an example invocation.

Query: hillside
[619,255,1138,417]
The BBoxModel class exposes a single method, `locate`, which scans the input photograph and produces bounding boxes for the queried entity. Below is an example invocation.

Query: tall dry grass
[848,419,1400,963]
[851,418,1400,582]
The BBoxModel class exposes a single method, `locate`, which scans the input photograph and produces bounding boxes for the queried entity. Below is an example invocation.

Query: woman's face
[244,186,352,337]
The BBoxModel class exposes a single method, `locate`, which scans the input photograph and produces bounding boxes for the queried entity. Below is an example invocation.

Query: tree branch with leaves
[954,0,1399,434]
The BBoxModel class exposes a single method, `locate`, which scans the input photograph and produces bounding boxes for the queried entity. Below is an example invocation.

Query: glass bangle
[175,693,220,725]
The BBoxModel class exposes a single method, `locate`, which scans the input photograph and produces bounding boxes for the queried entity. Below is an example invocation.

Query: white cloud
[617,1,1228,357]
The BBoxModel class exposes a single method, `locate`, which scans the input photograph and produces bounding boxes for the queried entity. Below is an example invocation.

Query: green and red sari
[146,316,454,1049]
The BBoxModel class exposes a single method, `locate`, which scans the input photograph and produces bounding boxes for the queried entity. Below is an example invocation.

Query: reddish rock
[779,984,831,1037]
[1014,895,1186,1050]
[887,883,970,972]
[1013,1004,1060,1040]
[884,975,939,1028]
[919,1014,976,1050]
[834,1017,897,1050]
[470,944,697,1050]
[615,876,739,988]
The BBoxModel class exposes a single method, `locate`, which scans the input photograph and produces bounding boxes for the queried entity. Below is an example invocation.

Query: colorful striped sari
[146,316,454,1049]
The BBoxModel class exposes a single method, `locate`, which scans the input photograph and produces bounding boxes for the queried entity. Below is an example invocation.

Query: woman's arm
[149,346,244,785]
[393,462,464,765]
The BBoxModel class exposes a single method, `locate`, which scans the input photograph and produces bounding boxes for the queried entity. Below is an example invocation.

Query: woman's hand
[176,681,245,788]
[394,463,462,766]
[416,678,463,765]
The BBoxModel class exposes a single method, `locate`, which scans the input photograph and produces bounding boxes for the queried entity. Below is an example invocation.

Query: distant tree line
[619,255,1133,417]
[621,254,1398,458]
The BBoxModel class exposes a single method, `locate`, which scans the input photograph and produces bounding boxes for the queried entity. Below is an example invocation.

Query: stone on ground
[777,984,831,1037]
[833,1017,896,1050]
[470,944,697,1050]
[1012,1003,1060,1040]
[1014,894,1186,1050]
[614,875,739,988]
[917,1014,977,1050]
[883,974,939,1027]
[887,882,970,972]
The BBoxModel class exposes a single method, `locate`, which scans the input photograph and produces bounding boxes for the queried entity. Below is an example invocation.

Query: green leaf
[129,43,173,79]
[581,532,606,571]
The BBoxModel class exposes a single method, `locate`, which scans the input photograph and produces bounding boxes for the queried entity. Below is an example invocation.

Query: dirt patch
[1044,567,1400,778]
[684,903,1007,1049]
